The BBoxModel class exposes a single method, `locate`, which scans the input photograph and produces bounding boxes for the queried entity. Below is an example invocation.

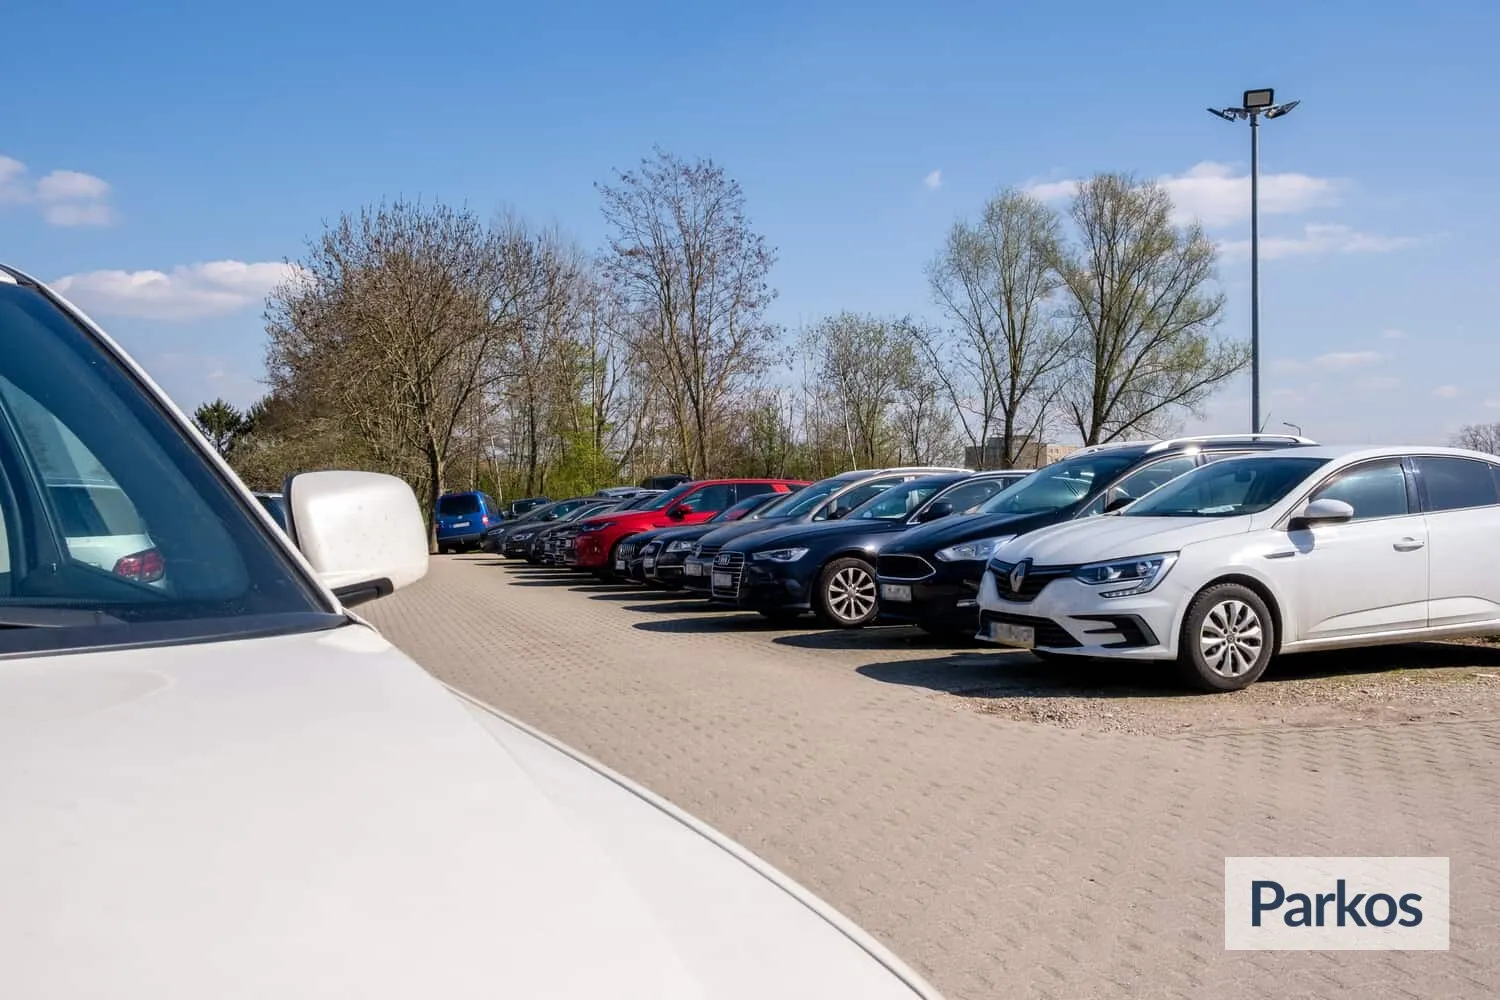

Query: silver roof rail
[1143,433,1316,454]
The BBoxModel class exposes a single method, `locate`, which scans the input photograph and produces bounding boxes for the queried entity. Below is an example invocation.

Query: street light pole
[1249,112,1261,434]
[1208,89,1300,434]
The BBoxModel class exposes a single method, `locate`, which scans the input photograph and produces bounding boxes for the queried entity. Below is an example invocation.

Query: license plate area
[712,571,733,589]
[988,621,1035,648]
[453,521,470,529]
[684,562,703,576]
[643,556,656,569]
[880,583,912,602]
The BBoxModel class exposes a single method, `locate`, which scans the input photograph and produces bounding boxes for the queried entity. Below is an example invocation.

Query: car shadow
[633,614,791,633]
[620,601,718,615]
[856,640,1500,700]
[773,626,980,651]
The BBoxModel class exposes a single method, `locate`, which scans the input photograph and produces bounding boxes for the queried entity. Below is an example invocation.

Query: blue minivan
[435,491,503,553]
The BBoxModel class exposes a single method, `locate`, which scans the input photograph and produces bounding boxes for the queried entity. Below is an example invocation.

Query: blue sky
[5,0,1497,445]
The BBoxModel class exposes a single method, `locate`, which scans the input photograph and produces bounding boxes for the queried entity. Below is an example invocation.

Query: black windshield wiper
[0,607,126,628]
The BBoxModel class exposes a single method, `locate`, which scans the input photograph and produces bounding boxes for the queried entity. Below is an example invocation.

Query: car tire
[1176,583,1276,692]
[814,557,879,628]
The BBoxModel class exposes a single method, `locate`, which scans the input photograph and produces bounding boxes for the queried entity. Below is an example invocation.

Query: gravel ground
[941,639,1500,736]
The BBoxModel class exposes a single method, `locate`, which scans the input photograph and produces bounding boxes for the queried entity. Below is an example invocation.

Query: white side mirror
[285,471,429,606]
[1290,497,1355,530]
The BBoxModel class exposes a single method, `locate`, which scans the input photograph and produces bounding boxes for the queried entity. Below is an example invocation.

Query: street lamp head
[1264,99,1301,119]
[1207,107,1241,121]
[1243,88,1275,110]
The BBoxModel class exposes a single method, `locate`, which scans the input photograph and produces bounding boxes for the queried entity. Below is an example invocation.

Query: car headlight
[581,521,615,533]
[751,547,808,563]
[934,534,1016,563]
[1073,553,1178,598]
[513,531,533,540]
[666,540,694,553]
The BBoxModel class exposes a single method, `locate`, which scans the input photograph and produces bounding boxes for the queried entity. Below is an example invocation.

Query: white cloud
[1359,375,1401,391]
[0,153,114,226]
[1023,161,1339,228]
[1273,350,1384,374]
[1218,224,1426,262]
[922,169,942,190]
[1433,385,1462,399]
[1021,178,1079,201]
[1382,328,1406,340]
[1159,162,1338,227]
[1485,398,1500,411]
[51,260,302,321]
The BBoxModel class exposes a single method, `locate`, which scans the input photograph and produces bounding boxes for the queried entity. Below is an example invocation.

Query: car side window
[684,483,734,513]
[933,478,1009,513]
[1309,459,1410,520]
[818,477,900,520]
[1080,456,1198,517]
[1414,456,1500,513]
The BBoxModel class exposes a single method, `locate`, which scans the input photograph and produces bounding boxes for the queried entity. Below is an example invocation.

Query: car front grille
[987,561,1075,603]
[877,553,935,581]
[618,541,638,562]
[979,610,1081,648]
[710,550,745,598]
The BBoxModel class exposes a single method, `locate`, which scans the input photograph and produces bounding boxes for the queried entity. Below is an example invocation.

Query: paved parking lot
[363,555,1500,1000]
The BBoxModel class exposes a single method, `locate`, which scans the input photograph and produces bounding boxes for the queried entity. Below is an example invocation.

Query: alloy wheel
[826,564,876,624]
[1198,599,1264,679]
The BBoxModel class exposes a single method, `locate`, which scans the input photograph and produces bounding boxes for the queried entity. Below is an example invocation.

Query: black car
[620,491,792,586]
[494,496,608,557]
[709,470,1031,626]
[874,433,1316,637]
[640,473,692,491]
[544,491,670,567]
[506,496,550,518]
[680,467,969,596]
[528,500,625,564]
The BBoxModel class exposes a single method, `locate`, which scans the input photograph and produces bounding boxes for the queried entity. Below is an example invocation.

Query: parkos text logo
[1224,857,1449,950]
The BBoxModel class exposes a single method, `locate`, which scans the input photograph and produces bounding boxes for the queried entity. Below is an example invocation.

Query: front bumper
[502,534,537,557]
[647,546,691,583]
[709,554,813,610]
[574,533,612,569]
[874,554,985,629]
[973,568,1184,660]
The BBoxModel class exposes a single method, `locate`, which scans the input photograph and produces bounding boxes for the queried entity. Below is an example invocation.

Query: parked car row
[496,433,1500,692]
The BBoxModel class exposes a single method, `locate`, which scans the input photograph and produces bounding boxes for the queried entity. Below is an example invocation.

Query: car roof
[1208,444,1500,464]
[686,477,809,485]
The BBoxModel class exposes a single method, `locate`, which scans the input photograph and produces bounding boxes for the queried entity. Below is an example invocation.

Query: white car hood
[0,625,935,1000]
[997,514,1250,565]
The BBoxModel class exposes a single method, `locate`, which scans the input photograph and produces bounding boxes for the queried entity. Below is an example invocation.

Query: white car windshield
[0,279,332,652]
[1124,455,1331,517]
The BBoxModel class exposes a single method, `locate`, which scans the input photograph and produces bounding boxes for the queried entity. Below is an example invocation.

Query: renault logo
[1008,559,1029,594]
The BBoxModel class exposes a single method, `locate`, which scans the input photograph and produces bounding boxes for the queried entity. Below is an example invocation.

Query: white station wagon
[978,445,1500,691]
[0,263,943,1000]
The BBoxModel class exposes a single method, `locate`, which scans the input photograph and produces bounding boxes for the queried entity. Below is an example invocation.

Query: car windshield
[1125,455,1331,517]
[761,477,850,517]
[437,494,480,516]
[711,495,767,522]
[976,453,1141,516]
[850,479,954,520]
[0,280,329,651]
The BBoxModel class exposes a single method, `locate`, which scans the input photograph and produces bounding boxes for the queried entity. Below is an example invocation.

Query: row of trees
[212,150,1250,516]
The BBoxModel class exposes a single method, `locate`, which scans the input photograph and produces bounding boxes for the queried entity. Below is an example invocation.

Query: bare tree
[806,313,922,469]
[265,201,553,542]
[1055,174,1247,444]
[924,189,1070,467]
[1452,423,1500,455]
[598,149,780,477]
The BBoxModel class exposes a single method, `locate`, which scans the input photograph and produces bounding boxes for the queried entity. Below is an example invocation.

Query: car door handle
[1393,537,1425,552]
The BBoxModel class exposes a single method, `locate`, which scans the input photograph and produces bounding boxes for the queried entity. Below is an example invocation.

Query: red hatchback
[574,478,808,579]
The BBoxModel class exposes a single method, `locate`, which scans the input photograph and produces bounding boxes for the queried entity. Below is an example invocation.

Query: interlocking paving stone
[364,556,1500,1000]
